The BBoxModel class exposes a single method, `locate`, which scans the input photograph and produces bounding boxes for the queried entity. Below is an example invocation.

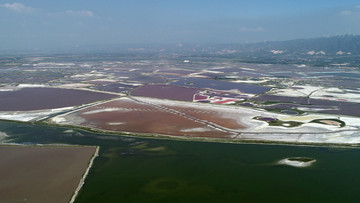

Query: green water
[1,121,360,202]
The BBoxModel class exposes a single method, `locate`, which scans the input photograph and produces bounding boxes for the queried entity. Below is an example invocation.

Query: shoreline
[1,119,360,149]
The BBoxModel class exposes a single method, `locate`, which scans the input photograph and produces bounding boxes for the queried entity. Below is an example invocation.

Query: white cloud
[0,2,33,13]
[339,7,360,17]
[241,27,264,32]
[270,50,285,54]
[340,10,352,15]
[307,50,315,55]
[66,10,94,17]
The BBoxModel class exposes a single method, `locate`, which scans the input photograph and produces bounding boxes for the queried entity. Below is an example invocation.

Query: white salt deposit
[180,127,213,132]
[278,157,316,168]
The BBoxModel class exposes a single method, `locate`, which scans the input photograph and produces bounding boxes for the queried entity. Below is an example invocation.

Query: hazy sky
[1,0,360,51]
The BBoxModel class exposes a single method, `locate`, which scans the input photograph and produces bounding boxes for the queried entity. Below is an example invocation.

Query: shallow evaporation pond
[281,110,299,115]
[130,84,200,101]
[324,72,360,79]
[255,117,277,122]
[0,87,118,111]
[171,78,270,94]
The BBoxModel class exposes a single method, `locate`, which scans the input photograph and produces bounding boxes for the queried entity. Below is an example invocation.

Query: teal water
[1,121,360,202]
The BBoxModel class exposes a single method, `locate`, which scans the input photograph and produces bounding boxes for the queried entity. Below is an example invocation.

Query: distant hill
[195,35,360,67]
[3,34,358,67]
[243,35,360,56]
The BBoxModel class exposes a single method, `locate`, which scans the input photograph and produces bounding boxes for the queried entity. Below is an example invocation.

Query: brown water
[0,87,118,111]
[131,84,200,101]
